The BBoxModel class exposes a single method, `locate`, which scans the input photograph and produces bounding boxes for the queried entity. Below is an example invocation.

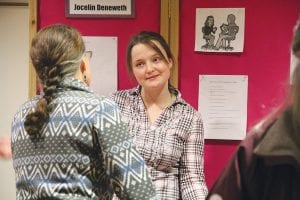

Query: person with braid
[10,24,158,200]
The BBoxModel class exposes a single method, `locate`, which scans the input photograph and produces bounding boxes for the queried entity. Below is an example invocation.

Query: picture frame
[65,0,135,18]
[195,8,245,53]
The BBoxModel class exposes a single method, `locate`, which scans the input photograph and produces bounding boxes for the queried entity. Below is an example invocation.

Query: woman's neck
[141,83,175,110]
[141,86,175,123]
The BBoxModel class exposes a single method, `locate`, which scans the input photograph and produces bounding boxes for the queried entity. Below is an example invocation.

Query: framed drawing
[195,8,245,53]
[66,0,135,18]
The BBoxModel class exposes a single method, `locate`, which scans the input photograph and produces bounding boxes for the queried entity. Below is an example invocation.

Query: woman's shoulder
[88,92,120,109]
[57,89,118,111]
[110,89,131,97]
[109,87,137,103]
[19,95,42,110]
[175,95,199,114]
[171,97,204,127]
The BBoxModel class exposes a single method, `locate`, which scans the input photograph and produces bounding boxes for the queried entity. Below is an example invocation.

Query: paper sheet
[83,36,118,96]
[198,75,248,140]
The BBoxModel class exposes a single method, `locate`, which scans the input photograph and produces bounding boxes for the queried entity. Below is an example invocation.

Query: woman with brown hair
[110,31,208,200]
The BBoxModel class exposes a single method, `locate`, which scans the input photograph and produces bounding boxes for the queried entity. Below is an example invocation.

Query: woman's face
[208,17,214,26]
[131,41,172,91]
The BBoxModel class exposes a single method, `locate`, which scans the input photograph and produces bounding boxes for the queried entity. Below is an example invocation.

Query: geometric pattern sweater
[11,77,158,200]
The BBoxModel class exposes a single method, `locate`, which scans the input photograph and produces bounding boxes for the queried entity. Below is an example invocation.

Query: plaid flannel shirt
[110,86,208,200]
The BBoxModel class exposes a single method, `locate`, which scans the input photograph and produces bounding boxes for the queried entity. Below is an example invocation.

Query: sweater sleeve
[94,98,158,200]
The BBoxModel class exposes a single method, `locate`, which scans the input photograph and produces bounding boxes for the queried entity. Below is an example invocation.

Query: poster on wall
[195,8,245,53]
[82,36,118,96]
[198,75,248,140]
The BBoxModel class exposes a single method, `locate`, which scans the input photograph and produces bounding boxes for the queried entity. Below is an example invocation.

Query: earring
[84,74,87,84]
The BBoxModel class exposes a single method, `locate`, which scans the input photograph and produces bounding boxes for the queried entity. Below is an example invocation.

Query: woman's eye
[135,63,144,68]
[153,57,161,63]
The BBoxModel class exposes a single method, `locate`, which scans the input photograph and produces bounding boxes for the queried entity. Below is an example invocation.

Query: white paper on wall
[198,75,248,140]
[83,36,118,96]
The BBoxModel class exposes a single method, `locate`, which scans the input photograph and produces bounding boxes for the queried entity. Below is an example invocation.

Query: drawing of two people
[201,14,239,51]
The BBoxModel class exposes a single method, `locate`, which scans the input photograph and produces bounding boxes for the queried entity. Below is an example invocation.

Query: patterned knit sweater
[11,77,158,200]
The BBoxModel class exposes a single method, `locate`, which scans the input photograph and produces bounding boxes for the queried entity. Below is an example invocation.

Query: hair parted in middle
[126,31,175,76]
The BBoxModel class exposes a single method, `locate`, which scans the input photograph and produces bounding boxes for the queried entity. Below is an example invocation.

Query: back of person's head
[126,31,174,76]
[227,14,236,23]
[25,24,85,136]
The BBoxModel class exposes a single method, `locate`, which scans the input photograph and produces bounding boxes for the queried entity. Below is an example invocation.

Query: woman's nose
[145,62,155,72]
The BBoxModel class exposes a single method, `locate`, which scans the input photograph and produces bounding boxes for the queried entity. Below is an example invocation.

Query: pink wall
[38,0,300,190]
[179,0,300,188]
[39,0,160,89]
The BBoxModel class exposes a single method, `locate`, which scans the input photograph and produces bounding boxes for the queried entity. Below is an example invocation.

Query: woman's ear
[80,60,86,74]
[80,56,91,86]
[168,58,173,69]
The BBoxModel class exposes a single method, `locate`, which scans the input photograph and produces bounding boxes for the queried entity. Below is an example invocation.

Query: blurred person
[206,19,300,200]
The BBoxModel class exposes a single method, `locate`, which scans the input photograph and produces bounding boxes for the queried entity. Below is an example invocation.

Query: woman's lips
[146,74,159,80]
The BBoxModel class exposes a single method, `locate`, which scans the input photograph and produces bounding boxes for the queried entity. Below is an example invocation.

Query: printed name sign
[66,0,135,18]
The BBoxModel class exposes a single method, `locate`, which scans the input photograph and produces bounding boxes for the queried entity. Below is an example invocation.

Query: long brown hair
[24,24,85,135]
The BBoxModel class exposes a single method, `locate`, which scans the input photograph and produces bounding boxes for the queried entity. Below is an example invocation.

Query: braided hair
[24,24,85,135]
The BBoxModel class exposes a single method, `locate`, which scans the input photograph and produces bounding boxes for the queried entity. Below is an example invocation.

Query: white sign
[198,75,248,140]
[66,0,135,18]
[83,36,118,96]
